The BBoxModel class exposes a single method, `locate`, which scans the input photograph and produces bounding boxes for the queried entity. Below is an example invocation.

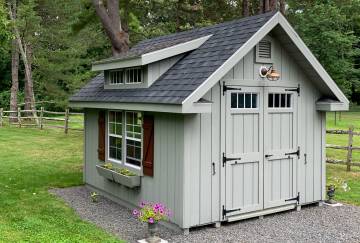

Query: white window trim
[107,111,124,164]
[108,67,143,85]
[267,92,293,110]
[124,111,143,168]
[230,92,260,111]
[107,110,143,171]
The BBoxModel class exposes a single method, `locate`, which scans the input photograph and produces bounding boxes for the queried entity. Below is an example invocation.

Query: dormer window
[109,67,143,85]
[109,70,125,84]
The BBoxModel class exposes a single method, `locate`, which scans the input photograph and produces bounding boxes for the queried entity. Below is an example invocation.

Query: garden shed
[70,11,349,232]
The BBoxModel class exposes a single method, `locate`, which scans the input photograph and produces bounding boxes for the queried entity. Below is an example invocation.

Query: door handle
[265,154,273,158]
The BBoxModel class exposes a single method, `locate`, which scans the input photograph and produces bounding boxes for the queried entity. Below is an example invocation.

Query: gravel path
[51,186,360,243]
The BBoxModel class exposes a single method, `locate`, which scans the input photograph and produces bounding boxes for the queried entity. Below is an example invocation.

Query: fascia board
[69,101,211,114]
[141,35,212,65]
[91,35,212,71]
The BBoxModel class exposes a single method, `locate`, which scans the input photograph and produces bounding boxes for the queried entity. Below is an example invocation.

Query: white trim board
[182,12,349,111]
[69,101,212,114]
[92,35,213,71]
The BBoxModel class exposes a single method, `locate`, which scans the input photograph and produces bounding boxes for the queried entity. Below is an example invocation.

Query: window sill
[96,165,141,188]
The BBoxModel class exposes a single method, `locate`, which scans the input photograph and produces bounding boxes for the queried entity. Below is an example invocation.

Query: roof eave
[92,34,213,71]
[69,100,212,114]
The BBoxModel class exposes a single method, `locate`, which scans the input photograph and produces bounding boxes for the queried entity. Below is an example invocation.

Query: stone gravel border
[50,186,360,243]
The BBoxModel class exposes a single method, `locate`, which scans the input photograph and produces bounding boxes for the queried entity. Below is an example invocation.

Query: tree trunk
[269,0,277,11]
[10,5,19,123]
[8,4,37,122]
[24,44,36,117]
[242,0,249,17]
[92,0,129,56]
[279,0,285,14]
[264,0,270,12]
[259,0,264,14]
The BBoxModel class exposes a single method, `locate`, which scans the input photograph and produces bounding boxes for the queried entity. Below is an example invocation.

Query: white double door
[224,85,299,218]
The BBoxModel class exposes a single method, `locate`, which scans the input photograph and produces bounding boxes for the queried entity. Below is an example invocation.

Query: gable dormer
[92,35,212,89]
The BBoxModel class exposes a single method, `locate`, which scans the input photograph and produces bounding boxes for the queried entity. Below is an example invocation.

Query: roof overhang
[316,99,349,111]
[182,12,349,112]
[92,35,213,71]
[69,100,212,114]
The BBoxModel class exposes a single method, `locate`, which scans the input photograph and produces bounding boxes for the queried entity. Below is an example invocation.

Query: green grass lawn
[0,126,121,242]
[326,106,360,206]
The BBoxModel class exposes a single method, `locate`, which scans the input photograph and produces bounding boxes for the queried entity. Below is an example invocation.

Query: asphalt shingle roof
[70,11,276,104]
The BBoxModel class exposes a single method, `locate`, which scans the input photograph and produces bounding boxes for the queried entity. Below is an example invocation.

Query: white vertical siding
[183,86,222,228]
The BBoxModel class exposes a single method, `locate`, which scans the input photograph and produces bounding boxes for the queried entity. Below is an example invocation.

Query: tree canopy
[0,0,359,110]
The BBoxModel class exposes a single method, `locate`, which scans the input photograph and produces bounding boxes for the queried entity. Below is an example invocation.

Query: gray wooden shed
[70,11,349,232]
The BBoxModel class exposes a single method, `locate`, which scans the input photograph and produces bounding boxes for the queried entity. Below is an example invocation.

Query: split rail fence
[326,126,360,171]
[0,107,83,134]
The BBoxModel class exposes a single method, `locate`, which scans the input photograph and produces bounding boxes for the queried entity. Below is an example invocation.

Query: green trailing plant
[327,176,351,192]
[90,191,99,203]
[115,168,136,176]
[101,163,136,176]
[102,162,113,170]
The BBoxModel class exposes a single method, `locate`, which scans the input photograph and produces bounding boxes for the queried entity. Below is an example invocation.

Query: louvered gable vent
[258,40,271,59]
[256,37,273,63]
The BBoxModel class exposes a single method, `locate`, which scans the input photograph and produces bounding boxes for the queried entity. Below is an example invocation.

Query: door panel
[224,85,299,218]
[225,87,263,216]
[263,87,298,209]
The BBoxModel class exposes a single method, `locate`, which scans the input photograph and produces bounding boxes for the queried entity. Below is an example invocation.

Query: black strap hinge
[222,205,241,219]
[223,82,242,95]
[222,152,241,167]
[284,146,300,159]
[285,84,300,96]
[285,192,300,204]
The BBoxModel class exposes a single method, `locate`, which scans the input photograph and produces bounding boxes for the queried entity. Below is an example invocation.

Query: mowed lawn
[0,126,121,242]
[326,108,360,206]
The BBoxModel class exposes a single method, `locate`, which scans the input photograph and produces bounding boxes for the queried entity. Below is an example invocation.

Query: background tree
[92,0,129,56]
[9,0,18,121]
[287,0,360,99]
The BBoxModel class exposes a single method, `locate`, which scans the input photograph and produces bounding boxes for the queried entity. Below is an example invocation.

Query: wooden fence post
[346,125,354,172]
[64,108,69,134]
[40,107,44,130]
[17,107,21,128]
[0,108,3,127]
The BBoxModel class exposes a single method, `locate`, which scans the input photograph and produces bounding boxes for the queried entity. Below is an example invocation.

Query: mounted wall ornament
[259,65,281,81]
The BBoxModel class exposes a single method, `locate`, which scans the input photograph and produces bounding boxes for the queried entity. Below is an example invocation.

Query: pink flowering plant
[133,201,171,224]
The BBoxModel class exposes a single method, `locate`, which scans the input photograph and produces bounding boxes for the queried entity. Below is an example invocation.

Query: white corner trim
[277,14,349,106]
[92,35,212,71]
[141,35,212,65]
[181,13,281,109]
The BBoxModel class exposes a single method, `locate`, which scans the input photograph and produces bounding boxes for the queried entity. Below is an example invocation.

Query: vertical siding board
[168,115,176,212]
[175,116,184,225]
[211,84,221,222]
[243,49,254,80]
[233,58,244,79]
